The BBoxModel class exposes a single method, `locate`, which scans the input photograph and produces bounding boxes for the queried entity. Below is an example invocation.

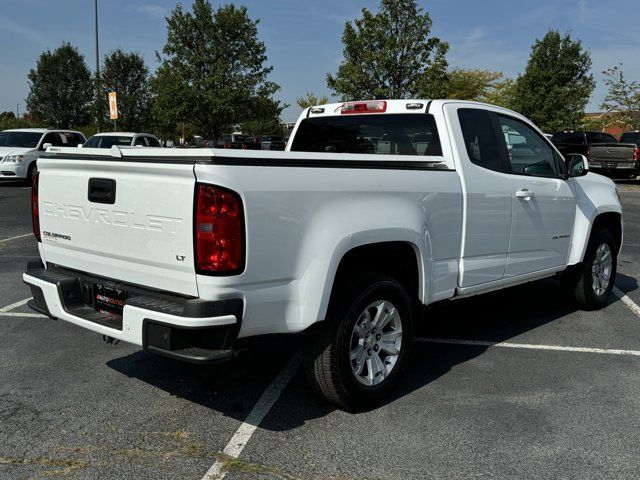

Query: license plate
[606,162,617,168]
[94,284,127,317]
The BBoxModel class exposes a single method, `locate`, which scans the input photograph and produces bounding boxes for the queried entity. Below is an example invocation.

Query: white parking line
[201,352,301,480]
[0,233,32,244]
[613,286,640,318]
[415,337,640,357]
[1,312,44,318]
[0,297,32,313]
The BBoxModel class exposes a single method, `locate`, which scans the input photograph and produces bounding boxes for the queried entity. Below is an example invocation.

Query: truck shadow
[107,275,637,431]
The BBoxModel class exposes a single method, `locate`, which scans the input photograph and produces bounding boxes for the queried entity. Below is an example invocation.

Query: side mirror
[566,154,589,178]
[42,143,53,150]
[77,143,83,148]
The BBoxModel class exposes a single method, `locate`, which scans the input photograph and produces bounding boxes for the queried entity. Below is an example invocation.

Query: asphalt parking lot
[2,181,640,480]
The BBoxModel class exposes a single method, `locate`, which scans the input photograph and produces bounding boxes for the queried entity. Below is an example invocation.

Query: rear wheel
[303,274,414,410]
[569,229,617,310]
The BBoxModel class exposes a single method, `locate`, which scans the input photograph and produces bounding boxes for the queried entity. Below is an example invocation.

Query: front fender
[567,173,622,265]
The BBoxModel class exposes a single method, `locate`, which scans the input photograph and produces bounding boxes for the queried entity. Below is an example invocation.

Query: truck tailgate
[37,156,198,296]
[589,143,636,163]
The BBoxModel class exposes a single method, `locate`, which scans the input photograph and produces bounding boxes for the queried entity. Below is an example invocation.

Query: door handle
[515,188,534,200]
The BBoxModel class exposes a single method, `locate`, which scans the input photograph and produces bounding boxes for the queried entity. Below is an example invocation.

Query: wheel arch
[569,210,622,265]
[317,239,425,325]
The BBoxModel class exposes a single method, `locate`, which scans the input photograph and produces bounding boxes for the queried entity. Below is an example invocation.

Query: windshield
[0,131,42,148]
[84,135,133,148]
[290,113,442,156]
[620,132,640,145]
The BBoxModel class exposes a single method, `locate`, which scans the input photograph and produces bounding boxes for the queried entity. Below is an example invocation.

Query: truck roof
[1,128,82,134]
[302,99,517,118]
[90,132,138,137]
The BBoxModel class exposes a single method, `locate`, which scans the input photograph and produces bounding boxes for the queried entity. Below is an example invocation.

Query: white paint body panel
[31,100,622,343]
[37,159,198,296]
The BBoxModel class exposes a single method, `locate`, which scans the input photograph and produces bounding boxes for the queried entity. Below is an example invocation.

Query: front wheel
[570,229,617,310]
[303,274,414,410]
[26,162,37,186]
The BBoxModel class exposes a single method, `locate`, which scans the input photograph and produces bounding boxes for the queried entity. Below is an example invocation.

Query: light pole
[16,103,20,119]
[94,0,101,133]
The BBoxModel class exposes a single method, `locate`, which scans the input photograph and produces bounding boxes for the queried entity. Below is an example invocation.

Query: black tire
[303,274,414,410]
[26,162,37,186]
[568,229,617,310]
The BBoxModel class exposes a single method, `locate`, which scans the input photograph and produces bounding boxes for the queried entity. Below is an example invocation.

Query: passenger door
[497,115,575,277]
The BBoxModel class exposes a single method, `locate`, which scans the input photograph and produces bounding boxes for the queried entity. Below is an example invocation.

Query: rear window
[620,132,640,145]
[84,135,133,148]
[290,114,442,156]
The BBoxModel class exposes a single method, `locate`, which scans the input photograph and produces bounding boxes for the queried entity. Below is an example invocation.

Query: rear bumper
[589,163,640,178]
[23,261,243,364]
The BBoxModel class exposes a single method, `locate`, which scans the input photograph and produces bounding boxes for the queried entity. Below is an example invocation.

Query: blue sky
[0,0,638,122]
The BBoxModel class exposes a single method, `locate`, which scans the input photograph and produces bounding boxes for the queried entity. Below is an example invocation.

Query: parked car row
[551,130,640,179]
[217,134,286,150]
[0,129,165,184]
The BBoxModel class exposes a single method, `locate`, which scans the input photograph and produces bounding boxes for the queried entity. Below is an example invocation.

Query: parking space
[2,182,640,479]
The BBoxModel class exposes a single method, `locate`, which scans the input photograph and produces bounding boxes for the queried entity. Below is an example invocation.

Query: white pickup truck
[24,100,622,409]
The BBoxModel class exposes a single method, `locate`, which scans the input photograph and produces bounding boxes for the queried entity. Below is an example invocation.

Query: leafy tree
[296,91,329,110]
[446,68,503,101]
[100,49,152,132]
[0,114,32,131]
[481,78,517,109]
[600,63,640,128]
[152,0,283,140]
[239,96,283,135]
[26,42,93,128]
[327,0,449,100]
[512,30,595,132]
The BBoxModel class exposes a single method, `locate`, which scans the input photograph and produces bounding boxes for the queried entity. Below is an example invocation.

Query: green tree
[296,91,329,110]
[0,112,32,131]
[481,78,517,109]
[446,68,503,101]
[100,49,152,132]
[327,0,449,100]
[26,42,93,128]
[152,0,283,140]
[512,30,595,132]
[600,63,640,128]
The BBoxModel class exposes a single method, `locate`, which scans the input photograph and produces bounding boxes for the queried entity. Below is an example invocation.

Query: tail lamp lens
[194,184,244,274]
[32,172,41,242]
[634,147,640,161]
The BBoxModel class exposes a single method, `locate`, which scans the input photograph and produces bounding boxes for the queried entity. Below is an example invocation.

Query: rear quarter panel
[194,161,463,337]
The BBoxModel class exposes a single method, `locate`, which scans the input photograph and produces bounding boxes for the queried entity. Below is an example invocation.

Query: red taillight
[341,100,387,114]
[194,184,244,274]
[31,172,41,242]
[634,147,640,161]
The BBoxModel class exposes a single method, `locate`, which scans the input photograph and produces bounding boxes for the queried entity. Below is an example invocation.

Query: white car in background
[0,128,85,184]
[82,132,161,148]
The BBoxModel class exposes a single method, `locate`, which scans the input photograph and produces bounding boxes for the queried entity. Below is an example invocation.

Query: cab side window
[146,136,161,147]
[497,115,558,178]
[458,108,508,172]
[134,136,147,146]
